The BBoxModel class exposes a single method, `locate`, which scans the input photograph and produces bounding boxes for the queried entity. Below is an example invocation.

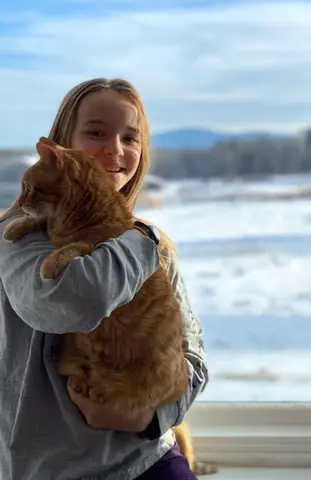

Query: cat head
[18,137,112,219]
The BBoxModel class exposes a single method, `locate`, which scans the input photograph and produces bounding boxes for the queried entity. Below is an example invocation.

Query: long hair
[1,78,174,255]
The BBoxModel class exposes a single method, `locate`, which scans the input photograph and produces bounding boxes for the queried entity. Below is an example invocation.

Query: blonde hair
[1,78,174,255]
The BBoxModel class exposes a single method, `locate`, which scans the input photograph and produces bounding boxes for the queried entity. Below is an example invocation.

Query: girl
[0,78,208,479]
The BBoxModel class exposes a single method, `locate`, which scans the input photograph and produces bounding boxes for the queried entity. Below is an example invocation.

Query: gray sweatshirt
[0,216,208,480]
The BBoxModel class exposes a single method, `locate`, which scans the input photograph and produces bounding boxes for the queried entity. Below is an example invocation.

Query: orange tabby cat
[3,136,189,419]
[4,137,217,475]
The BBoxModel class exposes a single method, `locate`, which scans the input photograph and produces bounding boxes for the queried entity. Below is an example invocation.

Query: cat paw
[40,256,61,280]
[40,250,71,279]
[40,245,91,280]
[3,223,23,242]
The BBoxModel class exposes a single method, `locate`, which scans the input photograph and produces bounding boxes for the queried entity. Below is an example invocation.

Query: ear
[36,139,64,170]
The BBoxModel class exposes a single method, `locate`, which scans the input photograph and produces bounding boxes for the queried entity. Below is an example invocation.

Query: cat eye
[23,183,33,193]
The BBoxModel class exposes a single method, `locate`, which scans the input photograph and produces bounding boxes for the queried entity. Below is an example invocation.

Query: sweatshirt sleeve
[0,217,159,334]
[139,247,208,440]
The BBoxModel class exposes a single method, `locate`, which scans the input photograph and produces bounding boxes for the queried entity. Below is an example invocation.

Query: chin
[22,206,46,218]
[21,206,37,217]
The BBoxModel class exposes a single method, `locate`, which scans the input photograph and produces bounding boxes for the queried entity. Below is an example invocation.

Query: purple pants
[138,443,198,479]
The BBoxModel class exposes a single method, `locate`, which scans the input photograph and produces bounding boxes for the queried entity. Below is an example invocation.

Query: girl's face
[71,89,142,191]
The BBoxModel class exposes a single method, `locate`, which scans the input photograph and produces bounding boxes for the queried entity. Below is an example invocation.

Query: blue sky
[1,0,311,147]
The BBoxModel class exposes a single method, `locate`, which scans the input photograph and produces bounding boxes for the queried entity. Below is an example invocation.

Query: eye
[123,134,139,144]
[87,130,105,138]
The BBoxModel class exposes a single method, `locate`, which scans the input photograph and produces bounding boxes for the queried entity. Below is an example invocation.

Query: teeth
[107,168,121,173]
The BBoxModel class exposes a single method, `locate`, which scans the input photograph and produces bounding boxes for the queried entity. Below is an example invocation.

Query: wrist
[137,411,160,439]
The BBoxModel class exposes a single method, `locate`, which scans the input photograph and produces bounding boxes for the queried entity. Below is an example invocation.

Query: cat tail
[172,423,218,475]
[193,461,218,475]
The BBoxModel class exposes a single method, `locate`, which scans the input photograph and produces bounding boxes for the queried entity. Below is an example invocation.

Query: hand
[67,382,155,432]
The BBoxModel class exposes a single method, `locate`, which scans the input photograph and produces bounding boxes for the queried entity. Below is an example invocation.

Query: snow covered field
[137,196,311,402]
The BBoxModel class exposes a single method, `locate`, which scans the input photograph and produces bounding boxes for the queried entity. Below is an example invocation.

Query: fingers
[67,381,86,406]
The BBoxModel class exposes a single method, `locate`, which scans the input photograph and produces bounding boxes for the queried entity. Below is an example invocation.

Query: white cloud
[1,1,311,146]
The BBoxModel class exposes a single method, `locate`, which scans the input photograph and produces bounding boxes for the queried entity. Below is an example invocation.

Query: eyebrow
[84,119,140,134]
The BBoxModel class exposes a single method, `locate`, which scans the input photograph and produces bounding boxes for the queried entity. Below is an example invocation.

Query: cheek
[18,190,28,205]
[71,131,97,155]
[19,190,37,205]
[125,149,141,176]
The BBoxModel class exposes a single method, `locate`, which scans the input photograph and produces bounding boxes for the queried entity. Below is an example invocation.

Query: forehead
[75,90,139,128]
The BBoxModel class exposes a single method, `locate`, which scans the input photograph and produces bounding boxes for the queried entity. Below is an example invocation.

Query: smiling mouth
[106,168,124,173]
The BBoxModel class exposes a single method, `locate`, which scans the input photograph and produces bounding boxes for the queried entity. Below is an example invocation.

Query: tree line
[150,129,311,180]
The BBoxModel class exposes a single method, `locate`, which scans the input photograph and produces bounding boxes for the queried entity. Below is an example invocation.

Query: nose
[104,135,124,158]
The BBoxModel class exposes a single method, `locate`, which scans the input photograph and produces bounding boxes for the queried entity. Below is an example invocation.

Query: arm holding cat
[139,248,208,439]
[0,216,159,334]
[70,247,208,434]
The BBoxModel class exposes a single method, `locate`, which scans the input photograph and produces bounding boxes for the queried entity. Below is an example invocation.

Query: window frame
[187,402,311,468]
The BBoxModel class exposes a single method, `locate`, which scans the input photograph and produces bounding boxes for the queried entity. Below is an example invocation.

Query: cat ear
[38,136,66,151]
[38,136,58,147]
[36,139,64,170]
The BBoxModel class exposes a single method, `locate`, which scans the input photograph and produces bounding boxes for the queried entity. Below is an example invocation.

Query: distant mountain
[151,127,290,149]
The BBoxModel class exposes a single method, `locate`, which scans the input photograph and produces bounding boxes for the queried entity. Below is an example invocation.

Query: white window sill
[199,467,311,479]
[187,402,311,469]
